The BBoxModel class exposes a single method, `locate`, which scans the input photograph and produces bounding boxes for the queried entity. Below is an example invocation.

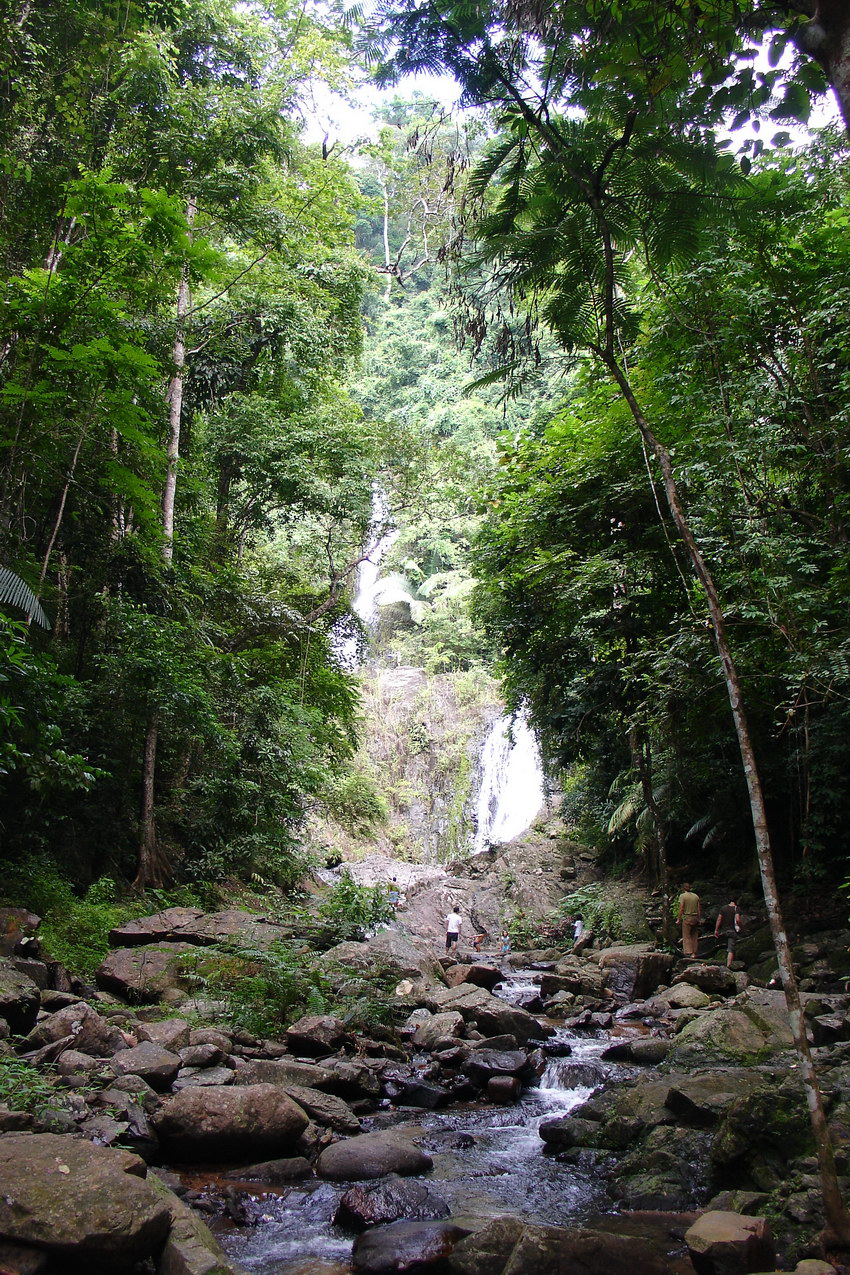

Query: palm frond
[0,567,50,628]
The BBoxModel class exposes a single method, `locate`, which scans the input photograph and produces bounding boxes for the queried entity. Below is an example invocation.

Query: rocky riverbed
[3,897,850,1274]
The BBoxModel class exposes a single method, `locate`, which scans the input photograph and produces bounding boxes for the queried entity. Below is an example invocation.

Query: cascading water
[332,489,399,667]
[472,711,546,852]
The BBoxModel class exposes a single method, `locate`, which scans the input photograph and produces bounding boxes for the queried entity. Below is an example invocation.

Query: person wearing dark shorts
[445,909,462,954]
[714,898,741,968]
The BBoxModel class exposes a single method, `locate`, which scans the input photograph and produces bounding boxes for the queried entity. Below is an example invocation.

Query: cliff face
[309,665,502,865]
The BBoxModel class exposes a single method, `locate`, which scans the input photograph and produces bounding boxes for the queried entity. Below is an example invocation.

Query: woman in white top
[445,909,462,953]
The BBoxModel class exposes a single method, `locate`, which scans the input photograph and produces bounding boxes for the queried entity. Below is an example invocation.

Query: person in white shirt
[445,909,462,953]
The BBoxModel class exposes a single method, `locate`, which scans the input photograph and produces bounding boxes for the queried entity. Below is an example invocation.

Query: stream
[217,969,629,1274]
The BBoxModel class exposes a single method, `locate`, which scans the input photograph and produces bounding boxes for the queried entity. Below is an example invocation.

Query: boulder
[284,1085,360,1134]
[189,1028,233,1051]
[598,946,673,1002]
[233,1058,335,1090]
[286,1014,352,1056]
[669,1009,774,1063]
[413,1011,464,1050]
[221,1157,312,1184]
[320,930,443,989]
[463,1049,528,1082]
[95,944,198,1003]
[138,1019,191,1053]
[0,1132,171,1268]
[109,907,285,950]
[0,961,40,1035]
[684,1211,775,1275]
[673,965,737,996]
[487,1076,521,1103]
[321,1058,384,1101]
[650,983,712,1011]
[445,964,502,991]
[148,1173,238,1275]
[449,1218,681,1275]
[424,985,549,1043]
[110,1041,182,1090]
[0,909,41,957]
[173,1066,235,1090]
[56,1048,103,1076]
[335,1175,450,1231]
[316,1131,433,1181]
[352,1219,468,1273]
[21,1002,126,1058]
[153,1084,309,1160]
[601,1038,670,1065]
[665,1072,765,1127]
[179,1043,225,1069]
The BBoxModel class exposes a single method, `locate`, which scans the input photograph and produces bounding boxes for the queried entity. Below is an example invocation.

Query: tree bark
[161,197,196,562]
[134,713,162,891]
[603,350,850,1246]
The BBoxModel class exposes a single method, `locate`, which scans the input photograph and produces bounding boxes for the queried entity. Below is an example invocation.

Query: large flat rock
[96,943,198,1003]
[153,1084,309,1161]
[109,907,286,949]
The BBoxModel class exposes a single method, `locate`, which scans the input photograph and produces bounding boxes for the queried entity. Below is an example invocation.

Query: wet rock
[96,943,198,1003]
[138,1018,191,1053]
[710,1085,811,1185]
[609,1125,710,1211]
[684,1210,775,1275]
[352,1218,468,1272]
[601,1037,670,1065]
[665,1072,765,1127]
[153,1084,309,1161]
[649,983,712,1011]
[448,1217,680,1275]
[598,946,674,1002]
[221,1156,312,1184]
[323,1058,383,1101]
[487,1075,521,1103]
[0,961,40,1035]
[110,1040,181,1089]
[0,1132,171,1268]
[149,1171,240,1275]
[286,1014,352,1057]
[393,1079,450,1109]
[463,1049,528,1082]
[413,1011,465,1050]
[538,1115,600,1150]
[669,1009,774,1063]
[316,1131,433,1181]
[335,1175,451,1231]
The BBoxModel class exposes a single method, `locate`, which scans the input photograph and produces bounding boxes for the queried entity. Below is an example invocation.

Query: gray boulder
[0,1132,170,1268]
[316,1131,433,1181]
[22,1002,126,1058]
[109,906,285,950]
[424,985,549,1043]
[284,1084,360,1134]
[111,1041,182,1090]
[449,1217,680,1275]
[233,1057,336,1089]
[598,945,673,1001]
[286,1014,351,1056]
[685,1210,775,1275]
[153,1084,309,1161]
[412,1011,464,1050]
[96,944,198,1003]
[139,1018,191,1053]
[352,1219,468,1272]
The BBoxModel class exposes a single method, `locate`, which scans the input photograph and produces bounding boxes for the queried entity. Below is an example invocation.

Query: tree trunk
[161,197,196,563]
[801,1,850,134]
[134,714,163,891]
[604,352,850,1246]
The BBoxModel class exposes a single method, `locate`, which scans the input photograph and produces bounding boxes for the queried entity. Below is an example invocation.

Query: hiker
[445,907,462,954]
[677,883,702,958]
[714,897,741,969]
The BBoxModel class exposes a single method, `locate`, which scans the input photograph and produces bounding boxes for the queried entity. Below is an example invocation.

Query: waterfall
[472,711,545,852]
[332,489,398,666]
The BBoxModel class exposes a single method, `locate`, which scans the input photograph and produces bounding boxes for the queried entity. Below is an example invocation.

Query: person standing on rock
[445,907,462,954]
[677,883,701,958]
[714,897,741,968]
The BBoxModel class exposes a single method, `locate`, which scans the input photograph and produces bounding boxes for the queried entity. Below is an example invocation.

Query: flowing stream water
[218,971,624,1274]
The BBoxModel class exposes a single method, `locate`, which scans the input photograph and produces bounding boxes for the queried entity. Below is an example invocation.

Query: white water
[473,711,546,852]
[332,488,399,667]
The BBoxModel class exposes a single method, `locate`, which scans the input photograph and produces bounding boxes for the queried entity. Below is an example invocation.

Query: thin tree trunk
[134,714,162,891]
[604,351,850,1246]
[161,196,196,562]
[36,424,88,600]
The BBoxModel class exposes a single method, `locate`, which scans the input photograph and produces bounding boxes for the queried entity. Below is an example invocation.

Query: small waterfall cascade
[332,489,398,666]
[472,711,546,852]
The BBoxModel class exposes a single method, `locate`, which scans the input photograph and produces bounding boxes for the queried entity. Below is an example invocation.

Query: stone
[111,1041,182,1090]
[220,1157,312,1184]
[685,1211,775,1275]
[598,946,673,1001]
[0,909,41,957]
[9,959,48,990]
[173,1067,235,1090]
[601,1038,671,1065]
[0,1132,170,1266]
[320,930,443,989]
[138,1018,191,1053]
[55,1048,103,1076]
[316,1131,433,1181]
[670,1009,773,1062]
[444,963,502,991]
[425,984,549,1043]
[322,1058,383,1101]
[109,907,285,950]
[0,1239,51,1273]
[335,1175,450,1231]
[22,1001,127,1058]
[286,1014,352,1056]
[178,1043,225,1069]
[148,1172,239,1275]
[284,1085,361,1134]
[538,1116,600,1150]
[446,1215,525,1275]
[188,1028,232,1051]
[673,964,738,996]
[153,1084,309,1160]
[463,1049,528,1081]
[449,1218,680,1275]
[233,1058,336,1089]
[95,944,198,1003]
[487,1075,521,1103]
[413,1012,464,1050]
[0,961,40,1035]
[651,982,713,1011]
[666,1072,765,1127]
[352,1219,468,1272]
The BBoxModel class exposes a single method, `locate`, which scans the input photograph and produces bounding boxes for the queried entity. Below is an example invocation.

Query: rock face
[153,1084,309,1160]
[0,1132,171,1269]
[95,943,198,1003]
[316,1132,434,1181]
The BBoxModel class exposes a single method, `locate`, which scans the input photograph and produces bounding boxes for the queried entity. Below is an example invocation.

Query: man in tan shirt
[677,883,701,958]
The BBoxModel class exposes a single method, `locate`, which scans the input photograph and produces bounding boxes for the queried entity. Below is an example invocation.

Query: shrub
[317,870,394,942]
[0,1057,61,1112]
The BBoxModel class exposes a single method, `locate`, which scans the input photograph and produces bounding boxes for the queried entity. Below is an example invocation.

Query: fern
[0,568,50,629]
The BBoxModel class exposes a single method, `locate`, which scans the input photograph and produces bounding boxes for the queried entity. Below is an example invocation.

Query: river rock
[21,1001,127,1057]
[665,1072,765,1127]
[286,1014,352,1056]
[0,961,40,1035]
[352,1218,468,1272]
[189,1028,233,1051]
[138,1018,191,1052]
[320,930,443,989]
[179,1042,225,1068]
[221,1157,312,1184]
[322,1058,383,1101]
[109,907,285,949]
[423,985,549,1043]
[448,1217,681,1275]
[56,1048,103,1076]
[413,1011,464,1049]
[685,1211,775,1275]
[0,1132,171,1268]
[445,964,502,991]
[601,1038,671,1065]
[463,1049,528,1081]
[285,1084,361,1133]
[153,1084,309,1160]
[598,945,673,1001]
[650,983,712,1011]
[335,1175,451,1231]
[173,1066,235,1089]
[110,1041,182,1089]
[316,1131,433,1181]
[0,909,41,957]
[669,1009,774,1063]
[487,1075,521,1103]
[233,1057,336,1089]
[95,943,198,1003]
[673,964,738,996]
